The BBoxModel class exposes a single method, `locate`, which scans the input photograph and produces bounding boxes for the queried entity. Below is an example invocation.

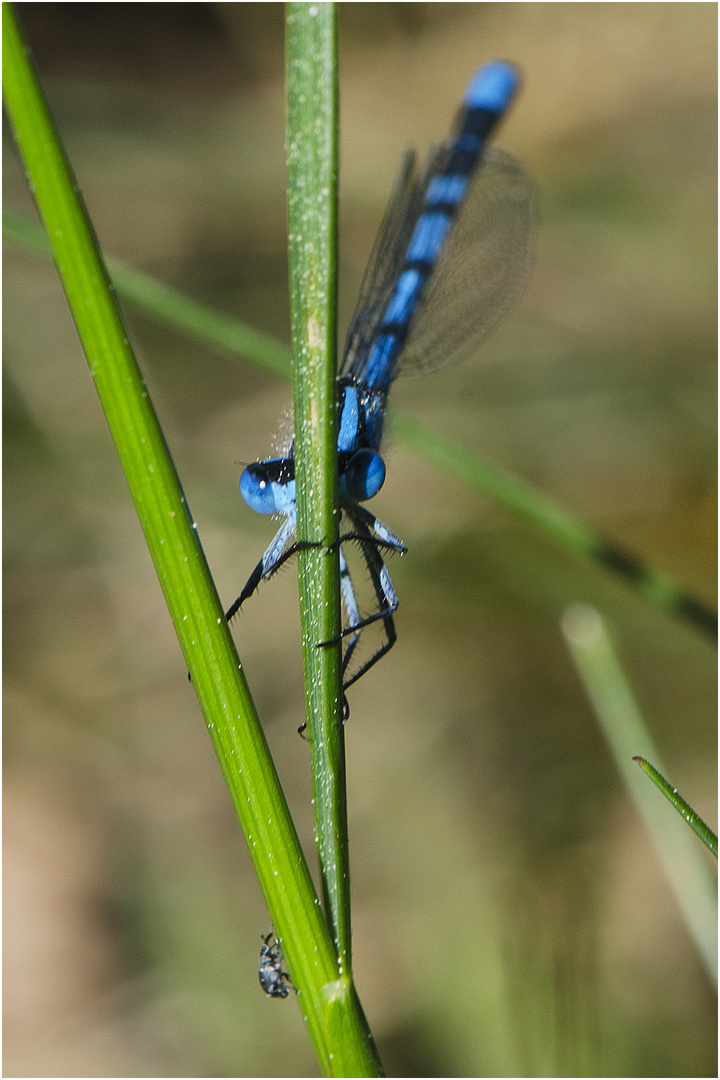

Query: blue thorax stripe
[338,381,360,452]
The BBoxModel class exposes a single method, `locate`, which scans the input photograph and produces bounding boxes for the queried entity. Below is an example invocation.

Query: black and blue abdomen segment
[360,60,520,393]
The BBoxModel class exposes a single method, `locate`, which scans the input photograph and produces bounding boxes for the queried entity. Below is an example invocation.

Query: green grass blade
[633,757,718,858]
[2,207,293,378]
[285,7,381,1074]
[562,604,717,987]
[285,0,348,954]
[2,6,369,1073]
[394,411,716,641]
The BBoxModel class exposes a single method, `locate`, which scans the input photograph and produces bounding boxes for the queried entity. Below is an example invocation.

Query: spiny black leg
[341,534,398,691]
[335,530,407,556]
[314,511,400,693]
[225,557,265,622]
[296,693,348,738]
[226,539,324,623]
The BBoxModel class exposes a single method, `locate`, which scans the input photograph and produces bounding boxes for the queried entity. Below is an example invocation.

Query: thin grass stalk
[3,4,381,1072]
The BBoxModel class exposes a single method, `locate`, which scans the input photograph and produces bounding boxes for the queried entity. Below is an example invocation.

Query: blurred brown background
[3,3,716,1076]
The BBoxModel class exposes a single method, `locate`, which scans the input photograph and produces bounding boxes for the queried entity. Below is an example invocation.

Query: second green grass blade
[2,5,378,1073]
[633,757,718,858]
[562,604,717,987]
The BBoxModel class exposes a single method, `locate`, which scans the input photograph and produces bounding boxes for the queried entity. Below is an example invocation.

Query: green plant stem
[284,5,382,1073]
[562,604,717,987]
[3,5,377,1073]
[285,0,349,980]
[2,208,293,378]
[633,757,718,858]
[394,411,716,641]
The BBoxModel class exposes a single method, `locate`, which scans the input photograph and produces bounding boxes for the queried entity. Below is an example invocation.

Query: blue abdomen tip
[464,60,520,112]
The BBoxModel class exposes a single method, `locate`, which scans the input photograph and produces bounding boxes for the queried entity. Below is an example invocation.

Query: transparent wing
[395,146,537,378]
[340,150,438,380]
